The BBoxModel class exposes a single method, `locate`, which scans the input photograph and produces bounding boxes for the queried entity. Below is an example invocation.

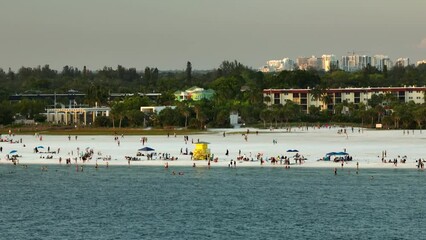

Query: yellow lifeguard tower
[193,141,211,160]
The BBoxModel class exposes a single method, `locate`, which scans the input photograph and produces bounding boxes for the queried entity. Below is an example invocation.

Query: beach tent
[326,152,348,156]
[334,152,348,156]
[36,146,44,149]
[138,147,155,152]
[323,151,349,161]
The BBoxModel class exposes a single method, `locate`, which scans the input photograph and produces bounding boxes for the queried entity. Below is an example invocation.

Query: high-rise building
[395,58,410,67]
[307,56,323,70]
[371,55,393,71]
[341,54,371,72]
[296,56,322,70]
[296,57,309,70]
[264,58,295,72]
[321,54,338,72]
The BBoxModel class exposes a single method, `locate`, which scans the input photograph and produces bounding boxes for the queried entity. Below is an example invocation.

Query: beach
[2,126,426,239]
[1,126,425,169]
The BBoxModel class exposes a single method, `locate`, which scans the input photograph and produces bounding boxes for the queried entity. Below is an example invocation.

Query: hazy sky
[1,0,425,71]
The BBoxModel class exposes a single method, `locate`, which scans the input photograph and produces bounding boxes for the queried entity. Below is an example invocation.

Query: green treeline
[1,61,426,129]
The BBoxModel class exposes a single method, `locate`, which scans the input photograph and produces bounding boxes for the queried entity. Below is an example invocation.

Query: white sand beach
[1,126,425,169]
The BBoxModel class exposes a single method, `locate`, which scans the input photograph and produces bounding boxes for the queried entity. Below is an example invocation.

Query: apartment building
[263,86,426,113]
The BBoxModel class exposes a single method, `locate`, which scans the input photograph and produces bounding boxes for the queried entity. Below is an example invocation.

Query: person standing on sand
[356,162,359,174]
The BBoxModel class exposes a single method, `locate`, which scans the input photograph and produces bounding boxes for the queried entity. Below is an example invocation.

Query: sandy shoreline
[1,127,425,170]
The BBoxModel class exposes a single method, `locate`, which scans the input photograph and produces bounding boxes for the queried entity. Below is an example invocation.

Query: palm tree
[392,104,404,129]
[259,109,273,128]
[321,94,333,111]
[177,102,191,128]
[413,106,426,133]
[310,85,325,108]
[111,101,126,128]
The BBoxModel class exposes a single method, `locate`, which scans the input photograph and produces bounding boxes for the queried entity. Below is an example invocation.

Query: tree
[110,101,126,128]
[259,109,273,128]
[186,61,192,85]
[94,116,111,127]
[158,107,181,127]
[217,60,250,77]
[368,94,384,108]
[210,76,244,104]
[310,85,325,104]
[413,106,426,133]
[0,101,14,125]
[144,67,151,85]
[176,102,191,128]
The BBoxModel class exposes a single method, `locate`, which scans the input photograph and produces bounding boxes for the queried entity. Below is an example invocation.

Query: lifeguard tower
[193,142,211,160]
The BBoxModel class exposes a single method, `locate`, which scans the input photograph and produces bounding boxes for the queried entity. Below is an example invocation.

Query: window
[274,93,280,105]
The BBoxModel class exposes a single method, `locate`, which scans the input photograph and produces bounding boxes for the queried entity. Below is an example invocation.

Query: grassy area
[1,126,206,136]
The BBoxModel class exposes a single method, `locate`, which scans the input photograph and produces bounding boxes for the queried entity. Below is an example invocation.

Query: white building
[264,58,295,72]
[45,107,111,125]
[229,111,240,128]
[341,55,372,72]
[263,86,426,113]
[371,55,393,71]
[395,58,410,67]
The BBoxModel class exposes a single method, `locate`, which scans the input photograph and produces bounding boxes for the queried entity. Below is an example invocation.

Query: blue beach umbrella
[9,150,18,154]
[138,146,155,152]
[36,146,44,149]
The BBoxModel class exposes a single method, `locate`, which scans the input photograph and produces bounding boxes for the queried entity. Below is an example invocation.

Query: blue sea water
[0,165,425,239]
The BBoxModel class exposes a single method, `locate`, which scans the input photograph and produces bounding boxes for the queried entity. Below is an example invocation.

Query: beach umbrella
[9,150,17,154]
[36,146,44,149]
[286,149,299,153]
[138,146,155,152]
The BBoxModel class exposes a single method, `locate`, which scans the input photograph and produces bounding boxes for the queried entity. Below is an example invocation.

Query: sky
[1,0,425,71]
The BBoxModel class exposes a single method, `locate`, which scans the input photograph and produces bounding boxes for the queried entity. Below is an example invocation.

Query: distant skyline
[1,0,425,71]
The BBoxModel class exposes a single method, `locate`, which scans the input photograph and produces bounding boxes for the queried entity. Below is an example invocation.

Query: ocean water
[0,165,425,239]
